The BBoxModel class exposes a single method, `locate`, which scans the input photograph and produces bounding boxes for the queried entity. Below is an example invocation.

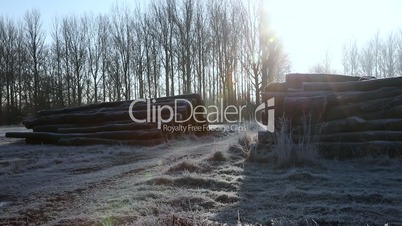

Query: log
[56,137,166,146]
[310,117,366,134]
[318,141,402,159]
[285,73,361,89]
[358,118,402,131]
[37,93,203,116]
[33,120,136,132]
[325,94,402,120]
[6,129,163,143]
[57,122,160,133]
[333,87,402,104]
[5,93,210,147]
[262,91,333,120]
[24,106,189,129]
[24,110,147,129]
[357,105,402,120]
[282,96,327,124]
[262,88,402,122]
[50,99,195,116]
[25,138,50,144]
[262,91,333,100]
[35,114,183,134]
[261,87,402,104]
[31,99,197,124]
[33,124,81,132]
[317,131,402,142]
[31,102,195,128]
[264,82,288,92]
[258,74,402,158]
[36,101,127,117]
[94,99,198,113]
[303,76,402,92]
[314,118,402,134]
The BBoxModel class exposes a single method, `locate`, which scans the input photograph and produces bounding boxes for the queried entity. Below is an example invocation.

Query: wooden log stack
[6,94,208,146]
[260,73,402,159]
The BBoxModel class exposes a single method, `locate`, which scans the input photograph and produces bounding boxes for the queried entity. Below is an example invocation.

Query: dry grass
[270,218,319,226]
[208,151,227,162]
[1,126,400,225]
[167,161,200,174]
[271,116,320,168]
[147,174,237,191]
[238,133,252,151]
[237,132,257,160]
[245,115,321,168]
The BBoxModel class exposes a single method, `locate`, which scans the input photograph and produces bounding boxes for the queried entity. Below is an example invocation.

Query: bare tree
[241,0,261,104]
[142,13,153,97]
[111,4,133,100]
[381,32,397,78]
[397,30,402,77]
[342,39,359,75]
[359,40,375,76]
[98,15,110,102]
[131,9,145,99]
[0,18,5,118]
[1,19,18,121]
[85,14,109,103]
[24,9,45,110]
[150,0,177,96]
[309,49,334,74]
[0,0,300,124]
[371,31,382,78]
[173,0,194,94]
[50,17,65,107]
[193,1,209,99]
[64,16,87,106]
[242,0,290,105]
[207,0,245,106]
[15,23,29,113]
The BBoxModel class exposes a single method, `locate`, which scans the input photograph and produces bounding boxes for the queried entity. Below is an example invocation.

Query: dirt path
[1,126,401,225]
[0,127,244,225]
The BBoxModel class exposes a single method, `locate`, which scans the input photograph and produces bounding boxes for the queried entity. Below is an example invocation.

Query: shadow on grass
[213,128,402,226]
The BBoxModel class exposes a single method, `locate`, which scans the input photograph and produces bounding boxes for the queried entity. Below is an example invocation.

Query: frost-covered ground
[0,126,401,225]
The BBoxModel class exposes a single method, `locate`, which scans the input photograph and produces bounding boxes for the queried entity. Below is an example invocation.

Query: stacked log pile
[6,94,207,146]
[260,73,402,159]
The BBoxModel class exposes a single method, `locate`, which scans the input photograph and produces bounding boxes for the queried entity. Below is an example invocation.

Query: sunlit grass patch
[147,173,237,192]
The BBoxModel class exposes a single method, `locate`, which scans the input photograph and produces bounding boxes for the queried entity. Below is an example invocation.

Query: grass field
[0,126,401,225]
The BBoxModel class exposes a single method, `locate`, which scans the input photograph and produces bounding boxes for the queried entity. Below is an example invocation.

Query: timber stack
[260,73,402,159]
[6,94,207,146]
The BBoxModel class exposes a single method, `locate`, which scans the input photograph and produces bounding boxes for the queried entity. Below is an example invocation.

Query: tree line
[342,30,402,78]
[310,30,402,77]
[0,0,290,124]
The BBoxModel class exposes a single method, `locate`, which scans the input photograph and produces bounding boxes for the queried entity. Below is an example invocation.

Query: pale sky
[264,0,402,73]
[0,0,401,73]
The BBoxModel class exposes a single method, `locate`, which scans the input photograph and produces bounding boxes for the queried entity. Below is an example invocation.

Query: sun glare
[262,0,402,72]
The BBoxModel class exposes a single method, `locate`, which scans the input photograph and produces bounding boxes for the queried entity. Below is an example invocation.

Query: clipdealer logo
[254,97,275,133]
[128,98,275,133]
